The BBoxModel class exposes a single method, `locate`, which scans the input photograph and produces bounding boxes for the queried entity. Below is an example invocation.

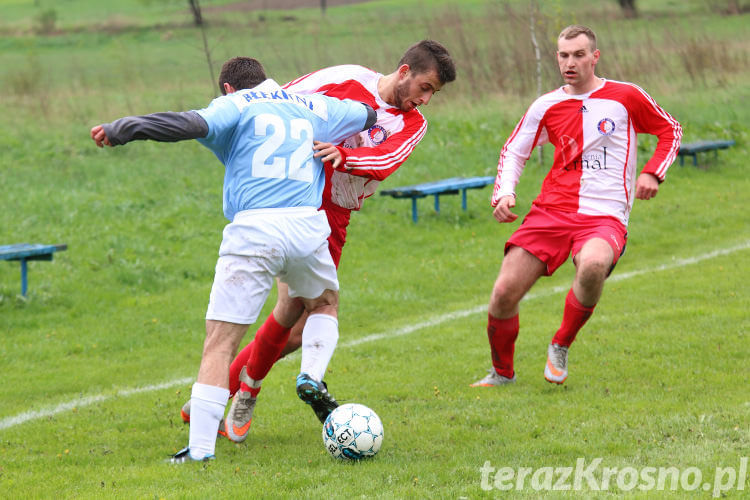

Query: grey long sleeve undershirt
[102,111,209,146]
[103,104,376,146]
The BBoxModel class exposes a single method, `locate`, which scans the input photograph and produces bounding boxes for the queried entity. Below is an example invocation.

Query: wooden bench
[677,140,735,166]
[0,243,67,297]
[380,176,495,222]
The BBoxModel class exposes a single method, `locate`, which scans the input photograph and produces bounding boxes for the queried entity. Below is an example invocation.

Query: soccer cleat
[544,343,569,384]
[179,399,228,437]
[296,372,339,423]
[470,368,517,387]
[168,447,214,464]
[223,367,258,443]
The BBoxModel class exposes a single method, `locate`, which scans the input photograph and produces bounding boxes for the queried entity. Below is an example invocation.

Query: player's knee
[576,258,610,288]
[306,303,337,318]
[489,282,519,315]
[302,289,339,313]
[274,298,304,327]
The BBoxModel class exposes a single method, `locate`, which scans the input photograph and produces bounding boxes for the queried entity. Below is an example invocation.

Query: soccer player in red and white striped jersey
[284,61,436,265]
[472,25,681,387]
[182,41,456,435]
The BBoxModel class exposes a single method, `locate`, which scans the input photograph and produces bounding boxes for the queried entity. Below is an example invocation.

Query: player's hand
[635,172,659,200]
[90,125,112,148]
[313,141,343,169]
[493,195,518,223]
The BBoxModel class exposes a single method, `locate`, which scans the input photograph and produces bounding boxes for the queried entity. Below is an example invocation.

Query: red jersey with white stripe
[284,65,427,211]
[492,79,682,227]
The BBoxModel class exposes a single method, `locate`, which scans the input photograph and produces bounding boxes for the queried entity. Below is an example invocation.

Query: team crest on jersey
[367,124,389,145]
[597,118,616,136]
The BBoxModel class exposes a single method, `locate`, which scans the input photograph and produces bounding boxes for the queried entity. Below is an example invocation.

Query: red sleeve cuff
[332,146,349,171]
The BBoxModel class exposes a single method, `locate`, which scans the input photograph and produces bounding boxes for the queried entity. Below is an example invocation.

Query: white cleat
[544,343,569,384]
[470,368,517,387]
[223,367,258,443]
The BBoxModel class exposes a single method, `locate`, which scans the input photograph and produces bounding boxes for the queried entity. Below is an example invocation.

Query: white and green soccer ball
[322,403,384,460]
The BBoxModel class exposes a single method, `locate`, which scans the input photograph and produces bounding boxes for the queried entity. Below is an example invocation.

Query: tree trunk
[189,0,203,26]
[530,1,544,165]
[618,0,638,18]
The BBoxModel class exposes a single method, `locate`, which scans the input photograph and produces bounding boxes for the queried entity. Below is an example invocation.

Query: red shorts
[321,199,352,268]
[506,205,627,276]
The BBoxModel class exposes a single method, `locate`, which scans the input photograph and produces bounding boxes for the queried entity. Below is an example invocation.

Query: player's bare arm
[313,141,343,169]
[492,195,518,223]
[635,172,659,200]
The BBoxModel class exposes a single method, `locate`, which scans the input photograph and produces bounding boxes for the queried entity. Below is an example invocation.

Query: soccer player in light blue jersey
[90,57,376,463]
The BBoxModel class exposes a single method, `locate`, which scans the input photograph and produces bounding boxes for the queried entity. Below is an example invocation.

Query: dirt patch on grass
[202,0,371,13]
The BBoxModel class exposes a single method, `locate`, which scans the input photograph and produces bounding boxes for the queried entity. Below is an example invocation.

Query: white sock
[299,313,339,382]
[188,382,229,459]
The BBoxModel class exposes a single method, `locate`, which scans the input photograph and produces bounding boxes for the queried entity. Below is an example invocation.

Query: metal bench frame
[677,140,735,166]
[380,176,495,222]
[0,243,67,296]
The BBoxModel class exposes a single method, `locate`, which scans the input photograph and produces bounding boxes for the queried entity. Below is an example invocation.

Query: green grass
[1,0,749,498]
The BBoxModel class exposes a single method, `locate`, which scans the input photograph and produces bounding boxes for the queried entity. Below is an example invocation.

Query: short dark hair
[218,57,266,94]
[398,40,456,85]
[558,25,597,52]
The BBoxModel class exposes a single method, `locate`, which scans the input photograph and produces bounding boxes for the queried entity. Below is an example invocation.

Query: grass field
[1,0,748,498]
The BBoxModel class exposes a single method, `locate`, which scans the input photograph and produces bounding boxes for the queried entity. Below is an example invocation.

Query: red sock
[228,341,253,397]
[228,313,291,397]
[488,313,519,378]
[551,288,595,347]
[241,313,291,395]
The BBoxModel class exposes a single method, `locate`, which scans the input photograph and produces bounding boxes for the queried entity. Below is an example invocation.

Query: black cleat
[296,372,339,423]
[168,447,215,464]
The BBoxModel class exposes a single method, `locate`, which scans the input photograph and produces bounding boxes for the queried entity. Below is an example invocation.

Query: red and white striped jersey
[284,65,427,210]
[492,79,682,226]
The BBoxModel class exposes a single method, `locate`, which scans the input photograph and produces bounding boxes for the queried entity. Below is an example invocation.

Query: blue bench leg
[461,189,468,211]
[692,154,697,166]
[434,194,440,214]
[20,258,28,297]
[411,197,418,223]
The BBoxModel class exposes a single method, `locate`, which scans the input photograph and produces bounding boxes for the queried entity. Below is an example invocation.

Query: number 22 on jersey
[252,114,314,183]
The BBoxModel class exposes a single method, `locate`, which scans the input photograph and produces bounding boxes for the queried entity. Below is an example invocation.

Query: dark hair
[398,40,456,85]
[218,57,266,94]
[558,25,597,52]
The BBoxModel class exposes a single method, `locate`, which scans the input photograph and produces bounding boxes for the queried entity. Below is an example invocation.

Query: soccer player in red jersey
[181,40,456,439]
[471,25,682,387]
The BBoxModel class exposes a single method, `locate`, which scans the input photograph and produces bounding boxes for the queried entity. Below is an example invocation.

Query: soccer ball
[322,403,384,460]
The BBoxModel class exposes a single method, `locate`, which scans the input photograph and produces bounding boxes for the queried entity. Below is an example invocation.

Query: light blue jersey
[196,79,368,220]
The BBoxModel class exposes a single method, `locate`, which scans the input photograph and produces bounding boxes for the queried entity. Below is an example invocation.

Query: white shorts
[205,207,339,324]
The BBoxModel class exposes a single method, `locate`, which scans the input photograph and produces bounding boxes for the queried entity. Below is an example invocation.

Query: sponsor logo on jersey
[559,135,580,166]
[240,89,313,110]
[563,147,609,171]
[234,89,329,120]
[597,118,616,136]
[579,105,588,113]
[367,124,389,145]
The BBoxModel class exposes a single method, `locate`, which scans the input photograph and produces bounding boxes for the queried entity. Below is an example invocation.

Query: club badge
[597,118,616,136]
[367,124,388,145]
